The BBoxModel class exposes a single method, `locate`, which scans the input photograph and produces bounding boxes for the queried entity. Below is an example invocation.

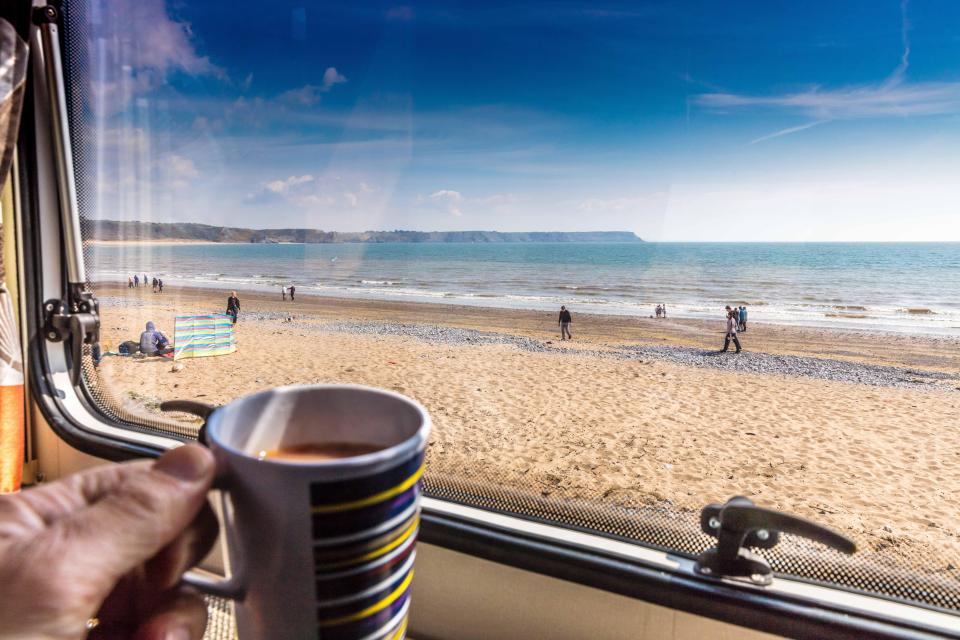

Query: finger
[132,588,208,640]
[144,500,220,591]
[45,445,216,600]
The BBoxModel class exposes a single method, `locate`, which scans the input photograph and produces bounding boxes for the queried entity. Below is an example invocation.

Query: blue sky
[82,0,960,240]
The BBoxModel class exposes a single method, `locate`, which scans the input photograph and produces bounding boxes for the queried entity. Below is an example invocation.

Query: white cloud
[428,190,465,216]
[265,175,315,194]
[749,120,828,145]
[277,85,323,107]
[694,83,960,119]
[163,153,201,189]
[244,175,376,211]
[322,67,348,91]
[693,1,960,140]
[270,69,347,109]
[91,0,223,112]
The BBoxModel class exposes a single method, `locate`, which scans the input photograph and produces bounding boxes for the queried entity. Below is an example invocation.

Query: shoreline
[93,282,960,372]
[90,276,960,338]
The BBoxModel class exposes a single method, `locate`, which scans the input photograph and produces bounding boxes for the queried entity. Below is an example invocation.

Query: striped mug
[181,384,430,640]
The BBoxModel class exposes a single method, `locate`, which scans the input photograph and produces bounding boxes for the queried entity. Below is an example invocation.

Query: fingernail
[164,625,191,640]
[155,444,212,482]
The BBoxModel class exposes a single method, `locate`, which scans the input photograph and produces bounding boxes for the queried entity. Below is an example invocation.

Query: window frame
[11,2,960,638]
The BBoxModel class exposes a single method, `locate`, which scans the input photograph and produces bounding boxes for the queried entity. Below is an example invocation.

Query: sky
[76,0,960,241]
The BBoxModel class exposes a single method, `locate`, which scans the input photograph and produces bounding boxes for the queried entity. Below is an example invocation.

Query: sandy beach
[90,283,960,582]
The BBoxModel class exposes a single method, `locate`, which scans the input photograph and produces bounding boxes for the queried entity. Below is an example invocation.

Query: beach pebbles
[320,320,958,392]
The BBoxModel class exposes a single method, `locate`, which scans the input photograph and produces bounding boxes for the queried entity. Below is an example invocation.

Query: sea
[89,242,960,335]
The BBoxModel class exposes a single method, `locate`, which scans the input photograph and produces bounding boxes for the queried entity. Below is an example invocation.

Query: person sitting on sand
[139,321,173,356]
[721,306,742,353]
[739,305,747,332]
[559,305,573,340]
[227,291,241,324]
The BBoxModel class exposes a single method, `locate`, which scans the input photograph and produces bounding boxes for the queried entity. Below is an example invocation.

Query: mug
[170,384,431,640]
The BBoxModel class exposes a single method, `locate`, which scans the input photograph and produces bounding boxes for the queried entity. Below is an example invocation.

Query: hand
[0,445,218,639]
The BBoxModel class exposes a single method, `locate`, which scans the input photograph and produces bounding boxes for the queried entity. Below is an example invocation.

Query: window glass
[65,0,960,610]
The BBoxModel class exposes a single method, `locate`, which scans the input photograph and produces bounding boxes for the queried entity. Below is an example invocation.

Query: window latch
[43,288,100,387]
[695,496,856,586]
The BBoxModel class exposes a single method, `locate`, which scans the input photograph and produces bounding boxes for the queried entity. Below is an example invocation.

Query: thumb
[51,445,216,600]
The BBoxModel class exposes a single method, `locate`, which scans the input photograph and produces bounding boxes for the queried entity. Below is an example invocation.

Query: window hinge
[43,287,100,387]
[695,496,856,586]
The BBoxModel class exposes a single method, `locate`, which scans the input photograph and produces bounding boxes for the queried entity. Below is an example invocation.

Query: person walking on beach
[289,285,295,301]
[133,274,139,288]
[282,286,286,301]
[158,279,164,294]
[655,304,661,319]
[661,303,667,318]
[739,305,747,332]
[559,305,573,340]
[226,291,241,324]
[721,306,742,353]
[151,277,158,293]
[127,276,133,289]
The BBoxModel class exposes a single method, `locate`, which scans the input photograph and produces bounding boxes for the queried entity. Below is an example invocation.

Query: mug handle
[181,486,247,600]
[160,400,247,600]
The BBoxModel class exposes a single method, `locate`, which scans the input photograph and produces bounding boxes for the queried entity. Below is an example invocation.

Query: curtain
[0,16,28,493]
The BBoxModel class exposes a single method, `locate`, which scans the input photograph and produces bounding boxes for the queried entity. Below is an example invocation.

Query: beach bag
[118,340,140,355]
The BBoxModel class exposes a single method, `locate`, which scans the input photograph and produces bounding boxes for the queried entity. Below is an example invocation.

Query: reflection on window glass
[68,0,960,608]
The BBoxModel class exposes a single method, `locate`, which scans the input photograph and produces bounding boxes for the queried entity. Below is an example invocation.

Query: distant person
[133,274,139,288]
[151,277,158,293]
[158,279,164,294]
[282,286,286,301]
[662,303,667,318]
[655,304,662,319]
[559,305,573,340]
[139,321,172,356]
[739,305,747,332]
[721,306,742,353]
[127,276,133,289]
[289,285,295,301]
[143,273,148,286]
[227,291,241,324]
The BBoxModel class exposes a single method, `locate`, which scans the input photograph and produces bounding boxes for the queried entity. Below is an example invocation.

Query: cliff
[86,220,643,243]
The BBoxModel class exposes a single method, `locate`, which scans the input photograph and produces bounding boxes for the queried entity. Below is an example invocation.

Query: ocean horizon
[89,241,960,335]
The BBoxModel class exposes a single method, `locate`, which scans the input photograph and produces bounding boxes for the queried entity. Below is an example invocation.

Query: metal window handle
[696,496,856,585]
[34,5,102,386]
